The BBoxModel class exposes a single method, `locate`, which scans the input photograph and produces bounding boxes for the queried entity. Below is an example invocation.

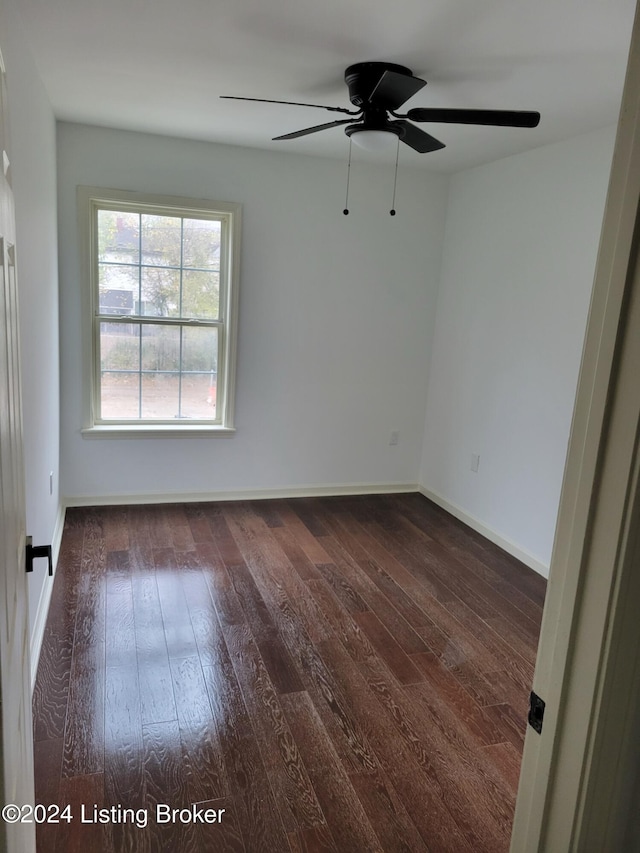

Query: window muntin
[82,188,240,433]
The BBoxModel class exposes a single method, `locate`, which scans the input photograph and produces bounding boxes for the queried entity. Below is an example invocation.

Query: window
[79,187,240,436]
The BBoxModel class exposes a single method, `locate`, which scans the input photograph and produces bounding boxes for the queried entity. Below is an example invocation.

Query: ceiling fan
[221,61,540,153]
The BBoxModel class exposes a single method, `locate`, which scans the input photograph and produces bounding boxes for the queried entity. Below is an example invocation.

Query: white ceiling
[15,0,637,171]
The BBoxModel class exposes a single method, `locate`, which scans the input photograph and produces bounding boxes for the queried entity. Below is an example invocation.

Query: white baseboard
[65,481,419,508]
[418,485,549,578]
[30,502,66,692]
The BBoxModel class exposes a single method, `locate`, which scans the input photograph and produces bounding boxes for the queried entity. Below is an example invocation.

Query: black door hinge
[26,536,53,576]
[528,691,545,734]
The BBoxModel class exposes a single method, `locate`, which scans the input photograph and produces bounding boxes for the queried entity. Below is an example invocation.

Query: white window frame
[78,187,240,437]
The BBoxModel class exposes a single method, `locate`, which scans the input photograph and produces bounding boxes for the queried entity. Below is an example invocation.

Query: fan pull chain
[343,137,353,215]
[390,136,400,216]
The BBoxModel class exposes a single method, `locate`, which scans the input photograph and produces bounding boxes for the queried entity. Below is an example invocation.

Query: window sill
[81,424,236,439]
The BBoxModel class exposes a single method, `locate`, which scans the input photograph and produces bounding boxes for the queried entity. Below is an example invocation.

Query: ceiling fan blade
[220,96,358,116]
[406,108,540,127]
[273,119,355,141]
[369,70,426,110]
[392,121,445,153]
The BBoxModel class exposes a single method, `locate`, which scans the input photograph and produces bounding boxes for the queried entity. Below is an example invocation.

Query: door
[510,1,640,849]
[0,46,36,853]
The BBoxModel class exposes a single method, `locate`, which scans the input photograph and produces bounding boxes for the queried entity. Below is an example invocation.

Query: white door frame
[511,1,640,848]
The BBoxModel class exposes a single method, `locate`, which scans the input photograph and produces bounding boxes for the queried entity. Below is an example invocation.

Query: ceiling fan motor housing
[344,62,414,107]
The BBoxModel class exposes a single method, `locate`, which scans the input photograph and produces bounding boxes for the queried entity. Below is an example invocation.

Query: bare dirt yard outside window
[101,373,216,420]
[100,327,217,420]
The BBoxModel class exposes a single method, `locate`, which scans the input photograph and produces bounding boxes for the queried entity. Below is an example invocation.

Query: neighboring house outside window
[78,187,241,437]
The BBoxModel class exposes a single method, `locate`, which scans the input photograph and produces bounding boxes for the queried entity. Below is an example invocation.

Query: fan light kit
[348,128,399,151]
[222,62,540,213]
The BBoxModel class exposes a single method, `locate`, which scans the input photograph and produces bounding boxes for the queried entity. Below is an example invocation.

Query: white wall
[419,127,616,573]
[0,0,60,642]
[57,123,449,502]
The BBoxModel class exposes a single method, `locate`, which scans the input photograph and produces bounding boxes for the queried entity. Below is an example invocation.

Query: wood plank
[61,642,105,777]
[154,549,199,659]
[126,506,155,574]
[142,720,190,851]
[105,579,135,668]
[33,524,83,736]
[225,556,278,644]
[315,562,369,614]
[147,504,173,549]
[191,798,246,853]
[104,665,144,807]
[287,823,338,852]
[205,506,246,566]
[481,741,523,794]
[56,773,106,853]
[280,691,383,853]
[164,504,196,552]
[275,503,333,565]
[177,551,230,669]
[352,611,425,685]
[444,597,534,685]
[349,768,429,853]
[201,656,291,852]
[34,737,63,853]
[196,541,246,629]
[410,651,502,746]
[255,631,306,695]
[270,524,323,581]
[170,655,228,803]
[250,499,284,529]
[132,573,177,726]
[184,503,216,544]
[481,702,527,750]
[224,623,325,832]
[74,518,106,654]
[102,505,129,553]
[33,621,74,742]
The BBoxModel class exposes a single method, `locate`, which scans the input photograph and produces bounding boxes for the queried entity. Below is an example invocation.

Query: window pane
[100,322,140,419]
[141,373,180,420]
[98,210,139,263]
[183,218,221,270]
[141,214,181,267]
[181,326,218,419]
[180,372,216,419]
[100,321,140,371]
[141,267,180,317]
[182,326,218,372]
[182,270,220,319]
[101,373,141,418]
[98,264,138,315]
[141,325,180,372]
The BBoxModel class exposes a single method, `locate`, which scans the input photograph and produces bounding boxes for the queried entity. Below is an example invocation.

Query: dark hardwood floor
[32,493,546,852]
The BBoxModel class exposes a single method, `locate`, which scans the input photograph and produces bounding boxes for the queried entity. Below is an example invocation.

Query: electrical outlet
[389,430,399,446]
[471,454,480,472]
